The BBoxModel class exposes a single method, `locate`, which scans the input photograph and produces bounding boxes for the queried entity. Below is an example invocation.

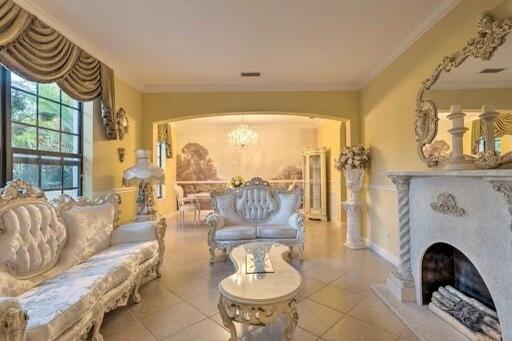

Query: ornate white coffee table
[217,242,302,341]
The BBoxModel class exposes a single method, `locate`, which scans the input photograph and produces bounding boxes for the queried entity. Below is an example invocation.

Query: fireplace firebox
[421,242,495,310]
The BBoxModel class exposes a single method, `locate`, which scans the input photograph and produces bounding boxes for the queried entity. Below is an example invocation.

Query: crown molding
[142,82,359,93]
[358,0,461,89]
[12,0,144,91]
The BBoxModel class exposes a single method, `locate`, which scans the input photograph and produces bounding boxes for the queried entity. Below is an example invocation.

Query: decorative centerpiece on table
[230,175,245,189]
[335,145,370,249]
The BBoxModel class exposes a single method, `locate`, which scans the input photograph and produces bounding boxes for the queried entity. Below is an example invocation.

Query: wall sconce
[117,147,126,162]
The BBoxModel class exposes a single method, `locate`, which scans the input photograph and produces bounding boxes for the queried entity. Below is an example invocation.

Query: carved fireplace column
[387,175,416,303]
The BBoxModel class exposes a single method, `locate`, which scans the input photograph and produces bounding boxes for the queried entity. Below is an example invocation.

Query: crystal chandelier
[228,116,258,148]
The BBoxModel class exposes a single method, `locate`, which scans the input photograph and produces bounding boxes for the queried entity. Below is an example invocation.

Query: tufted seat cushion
[89,241,158,265]
[215,225,257,241]
[256,225,297,239]
[19,241,157,341]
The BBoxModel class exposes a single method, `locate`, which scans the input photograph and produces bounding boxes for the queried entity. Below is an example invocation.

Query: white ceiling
[173,114,333,129]
[15,0,457,92]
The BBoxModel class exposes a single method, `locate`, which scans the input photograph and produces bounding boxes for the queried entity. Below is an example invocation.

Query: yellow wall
[316,120,347,224]
[91,76,143,223]
[142,91,360,216]
[142,91,360,148]
[360,0,506,257]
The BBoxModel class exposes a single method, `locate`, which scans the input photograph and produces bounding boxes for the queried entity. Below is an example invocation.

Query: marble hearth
[373,170,512,340]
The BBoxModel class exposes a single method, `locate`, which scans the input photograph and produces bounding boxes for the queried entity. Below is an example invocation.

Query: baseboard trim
[364,238,399,266]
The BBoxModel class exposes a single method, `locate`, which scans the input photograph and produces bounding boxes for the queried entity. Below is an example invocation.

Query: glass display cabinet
[303,148,328,222]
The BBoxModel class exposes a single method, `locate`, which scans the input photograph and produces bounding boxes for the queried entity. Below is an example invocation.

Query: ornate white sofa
[207,177,304,263]
[0,180,166,341]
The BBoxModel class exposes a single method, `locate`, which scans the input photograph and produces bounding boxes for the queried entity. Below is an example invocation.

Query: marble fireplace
[374,171,512,340]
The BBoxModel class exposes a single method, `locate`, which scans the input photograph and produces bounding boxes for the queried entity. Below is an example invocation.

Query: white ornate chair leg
[218,296,237,341]
[209,247,216,264]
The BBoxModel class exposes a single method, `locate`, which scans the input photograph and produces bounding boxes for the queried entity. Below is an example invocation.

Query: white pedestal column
[342,168,366,249]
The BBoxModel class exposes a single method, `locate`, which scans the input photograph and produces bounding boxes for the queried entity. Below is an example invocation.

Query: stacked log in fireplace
[429,285,501,340]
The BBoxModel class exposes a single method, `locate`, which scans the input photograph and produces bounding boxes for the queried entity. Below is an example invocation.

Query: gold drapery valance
[471,112,512,153]
[157,124,172,159]
[0,0,117,139]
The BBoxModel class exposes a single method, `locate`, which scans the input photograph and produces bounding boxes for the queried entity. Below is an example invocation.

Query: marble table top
[219,242,303,305]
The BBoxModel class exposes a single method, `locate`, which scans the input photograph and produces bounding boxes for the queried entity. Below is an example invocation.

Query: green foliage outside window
[8,71,82,198]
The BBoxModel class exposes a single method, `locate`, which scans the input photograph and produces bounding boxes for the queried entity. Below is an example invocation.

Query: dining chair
[173,183,200,226]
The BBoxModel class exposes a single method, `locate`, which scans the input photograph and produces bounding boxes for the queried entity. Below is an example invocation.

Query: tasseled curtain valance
[471,112,512,153]
[157,123,173,159]
[0,0,117,139]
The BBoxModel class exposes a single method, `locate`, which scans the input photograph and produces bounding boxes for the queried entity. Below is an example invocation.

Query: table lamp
[123,149,165,221]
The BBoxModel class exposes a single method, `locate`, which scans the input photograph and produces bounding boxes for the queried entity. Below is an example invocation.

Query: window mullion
[6,70,83,198]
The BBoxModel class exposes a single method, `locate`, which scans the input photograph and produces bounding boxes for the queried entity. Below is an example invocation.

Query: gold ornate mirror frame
[415,12,512,168]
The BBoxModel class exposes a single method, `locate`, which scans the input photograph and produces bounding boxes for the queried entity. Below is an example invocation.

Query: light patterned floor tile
[162,276,211,299]
[296,299,344,336]
[302,265,345,283]
[185,289,220,316]
[161,318,230,341]
[138,302,206,340]
[398,327,420,341]
[299,276,327,298]
[331,269,387,296]
[322,315,398,341]
[349,292,406,336]
[102,307,152,339]
[100,218,399,341]
[309,285,365,313]
[130,280,183,318]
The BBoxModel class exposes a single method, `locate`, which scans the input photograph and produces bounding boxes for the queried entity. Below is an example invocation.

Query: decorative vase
[341,168,366,249]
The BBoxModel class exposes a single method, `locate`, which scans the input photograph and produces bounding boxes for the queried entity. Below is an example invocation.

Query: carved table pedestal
[217,243,302,341]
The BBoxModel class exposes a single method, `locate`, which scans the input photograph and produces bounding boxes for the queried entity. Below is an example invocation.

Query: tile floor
[101,217,419,341]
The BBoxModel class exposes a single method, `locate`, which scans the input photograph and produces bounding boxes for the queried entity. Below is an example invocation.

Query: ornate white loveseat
[0,180,166,341]
[207,177,304,263]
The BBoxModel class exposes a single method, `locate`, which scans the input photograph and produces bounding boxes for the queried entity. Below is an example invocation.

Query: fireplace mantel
[375,170,512,340]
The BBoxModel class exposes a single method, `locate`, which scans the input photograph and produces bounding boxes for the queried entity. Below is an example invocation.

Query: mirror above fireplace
[415,12,512,169]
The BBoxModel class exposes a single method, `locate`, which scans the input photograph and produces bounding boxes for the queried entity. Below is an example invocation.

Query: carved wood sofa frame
[0,180,167,341]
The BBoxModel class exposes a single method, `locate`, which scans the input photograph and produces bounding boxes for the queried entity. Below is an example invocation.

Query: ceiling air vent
[241,72,261,77]
[480,68,506,73]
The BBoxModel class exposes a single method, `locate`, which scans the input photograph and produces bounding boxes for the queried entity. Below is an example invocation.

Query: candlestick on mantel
[444,105,474,170]
[447,105,466,158]
[479,105,499,154]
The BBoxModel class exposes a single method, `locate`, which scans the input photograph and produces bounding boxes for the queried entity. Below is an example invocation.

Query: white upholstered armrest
[110,221,155,245]
[288,212,305,230]
[206,213,225,229]
[0,297,28,340]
